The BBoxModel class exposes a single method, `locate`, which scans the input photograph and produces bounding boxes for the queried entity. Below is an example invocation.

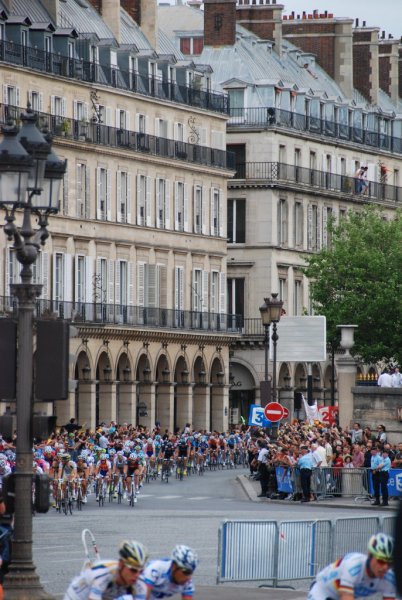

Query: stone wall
[352,387,402,445]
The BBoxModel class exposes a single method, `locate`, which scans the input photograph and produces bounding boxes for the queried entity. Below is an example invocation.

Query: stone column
[156,383,174,432]
[118,382,136,426]
[99,382,117,424]
[78,381,96,430]
[176,385,192,431]
[138,383,155,430]
[54,384,76,426]
[336,325,358,429]
[193,385,209,431]
[210,385,229,432]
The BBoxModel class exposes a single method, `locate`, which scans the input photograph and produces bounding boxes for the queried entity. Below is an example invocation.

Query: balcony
[227,107,402,155]
[0,40,229,114]
[0,297,242,334]
[0,104,235,171]
[231,162,402,205]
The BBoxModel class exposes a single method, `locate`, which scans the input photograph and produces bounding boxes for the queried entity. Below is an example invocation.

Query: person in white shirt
[378,370,393,387]
[392,367,402,388]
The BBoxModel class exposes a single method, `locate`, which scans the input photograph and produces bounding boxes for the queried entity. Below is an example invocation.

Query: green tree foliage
[303,206,402,364]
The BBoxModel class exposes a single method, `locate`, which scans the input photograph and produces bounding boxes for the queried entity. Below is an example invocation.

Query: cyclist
[116,544,198,600]
[94,454,112,501]
[75,455,89,503]
[160,441,174,478]
[125,453,141,503]
[64,539,148,600]
[175,437,189,476]
[113,450,127,499]
[308,533,395,600]
[57,453,78,498]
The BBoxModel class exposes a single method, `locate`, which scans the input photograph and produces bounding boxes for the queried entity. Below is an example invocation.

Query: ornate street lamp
[259,293,284,403]
[0,108,66,600]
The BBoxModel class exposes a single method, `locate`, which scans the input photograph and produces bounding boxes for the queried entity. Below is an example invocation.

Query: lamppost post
[0,109,66,599]
[259,293,283,404]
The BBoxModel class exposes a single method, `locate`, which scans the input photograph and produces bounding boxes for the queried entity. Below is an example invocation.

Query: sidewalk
[237,474,396,510]
[197,586,306,600]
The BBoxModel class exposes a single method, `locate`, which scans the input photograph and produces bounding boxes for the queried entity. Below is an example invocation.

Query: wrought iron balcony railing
[1,104,235,170]
[0,296,242,333]
[228,107,402,155]
[0,39,229,114]
[231,162,402,204]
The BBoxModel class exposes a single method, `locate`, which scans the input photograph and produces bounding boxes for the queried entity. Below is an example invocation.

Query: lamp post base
[3,562,55,600]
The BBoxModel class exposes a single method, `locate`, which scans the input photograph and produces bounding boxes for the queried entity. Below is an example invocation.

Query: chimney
[41,0,60,26]
[236,0,284,56]
[204,0,237,47]
[282,16,354,98]
[378,38,400,103]
[120,0,157,48]
[353,26,380,104]
[102,0,121,43]
[399,45,402,100]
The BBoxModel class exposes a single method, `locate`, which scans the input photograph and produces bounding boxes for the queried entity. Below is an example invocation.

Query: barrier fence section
[274,467,402,500]
[217,516,395,586]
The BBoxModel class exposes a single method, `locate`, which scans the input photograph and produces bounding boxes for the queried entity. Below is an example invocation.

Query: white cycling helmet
[367,533,394,562]
[171,545,198,572]
[119,540,149,568]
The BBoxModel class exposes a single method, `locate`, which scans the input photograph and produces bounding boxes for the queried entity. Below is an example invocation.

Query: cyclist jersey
[97,460,111,476]
[114,458,126,470]
[127,459,140,471]
[76,464,87,476]
[139,558,194,599]
[162,447,174,459]
[145,444,154,457]
[308,553,396,600]
[227,439,235,448]
[209,440,217,450]
[61,461,77,477]
[63,559,147,600]
[177,443,188,458]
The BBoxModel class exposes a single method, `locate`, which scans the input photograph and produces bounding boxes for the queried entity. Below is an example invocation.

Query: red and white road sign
[282,406,289,419]
[264,402,284,423]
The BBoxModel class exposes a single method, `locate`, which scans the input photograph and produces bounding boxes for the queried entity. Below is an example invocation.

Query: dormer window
[180,37,204,55]
[91,45,98,63]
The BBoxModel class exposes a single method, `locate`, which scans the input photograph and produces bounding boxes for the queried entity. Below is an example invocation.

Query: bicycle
[75,478,85,511]
[63,480,74,515]
[176,457,185,480]
[128,477,137,507]
[96,476,107,507]
[115,474,124,504]
[161,458,171,483]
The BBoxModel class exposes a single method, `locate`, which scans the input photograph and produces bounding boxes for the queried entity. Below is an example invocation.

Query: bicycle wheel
[76,488,83,511]
[56,489,63,513]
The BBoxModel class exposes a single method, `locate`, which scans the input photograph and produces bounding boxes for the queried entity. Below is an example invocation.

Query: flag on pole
[301,393,319,424]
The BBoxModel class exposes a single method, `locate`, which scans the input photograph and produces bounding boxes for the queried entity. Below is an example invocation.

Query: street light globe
[0,121,32,208]
[16,106,50,194]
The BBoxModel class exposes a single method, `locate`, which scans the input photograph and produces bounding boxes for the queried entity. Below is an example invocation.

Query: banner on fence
[369,469,402,497]
[276,466,293,493]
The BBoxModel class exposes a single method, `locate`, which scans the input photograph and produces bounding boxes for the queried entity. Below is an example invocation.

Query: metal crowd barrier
[217,516,395,586]
[275,466,371,500]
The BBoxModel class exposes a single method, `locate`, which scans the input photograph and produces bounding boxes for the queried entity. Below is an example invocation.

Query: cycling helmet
[0,460,7,470]
[135,445,141,451]
[61,453,70,460]
[129,453,137,459]
[34,450,43,458]
[117,450,124,456]
[155,435,161,441]
[147,438,153,444]
[44,446,53,454]
[367,533,394,561]
[138,451,145,459]
[119,540,149,569]
[171,545,198,572]
[109,448,116,455]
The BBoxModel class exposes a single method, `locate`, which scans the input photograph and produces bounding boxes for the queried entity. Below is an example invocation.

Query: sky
[158,1,402,40]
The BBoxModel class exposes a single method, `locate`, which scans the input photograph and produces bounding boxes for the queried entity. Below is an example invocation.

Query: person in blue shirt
[371,448,391,506]
[297,446,314,503]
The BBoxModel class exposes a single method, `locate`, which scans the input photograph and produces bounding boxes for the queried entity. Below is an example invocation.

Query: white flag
[301,393,319,424]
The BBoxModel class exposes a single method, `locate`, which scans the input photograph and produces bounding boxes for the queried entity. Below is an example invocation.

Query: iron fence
[232,162,401,205]
[0,296,242,334]
[0,40,229,114]
[217,515,395,585]
[228,107,402,155]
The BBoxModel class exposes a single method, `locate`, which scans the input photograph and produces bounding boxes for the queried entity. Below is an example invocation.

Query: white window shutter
[147,264,157,307]
[155,118,160,137]
[73,100,78,121]
[183,183,188,232]
[83,102,89,121]
[106,169,112,221]
[3,85,8,105]
[16,87,20,107]
[307,204,313,251]
[165,180,171,229]
[156,178,161,228]
[175,266,184,310]
[61,98,67,117]
[116,108,121,128]
[115,261,121,304]
[137,262,145,306]
[108,259,115,304]
[202,186,207,235]
[50,95,55,115]
[218,189,224,237]
[219,272,226,314]
[159,264,167,308]
[64,253,73,302]
[41,252,49,299]
[202,270,209,312]
[52,253,57,299]
[322,208,328,247]
[38,93,44,112]
[127,173,132,223]
[85,256,93,302]
[316,206,321,249]
[192,269,197,311]
[106,107,112,126]
[146,176,151,226]
[74,254,79,301]
[96,168,102,220]
[128,261,134,305]
[116,170,122,222]
[126,112,130,131]
[174,182,179,230]
[135,113,140,131]
[137,175,142,225]
[210,188,214,235]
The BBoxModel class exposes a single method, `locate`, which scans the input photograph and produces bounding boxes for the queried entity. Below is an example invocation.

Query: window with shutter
[137,175,146,225]
[175,182,184,231]
[194,186,202,234]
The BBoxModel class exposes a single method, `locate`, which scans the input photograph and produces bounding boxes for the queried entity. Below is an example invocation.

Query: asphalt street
[32,466,389,598]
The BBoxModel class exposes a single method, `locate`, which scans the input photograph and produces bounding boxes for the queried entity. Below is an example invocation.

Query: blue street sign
[248,404,271,427]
